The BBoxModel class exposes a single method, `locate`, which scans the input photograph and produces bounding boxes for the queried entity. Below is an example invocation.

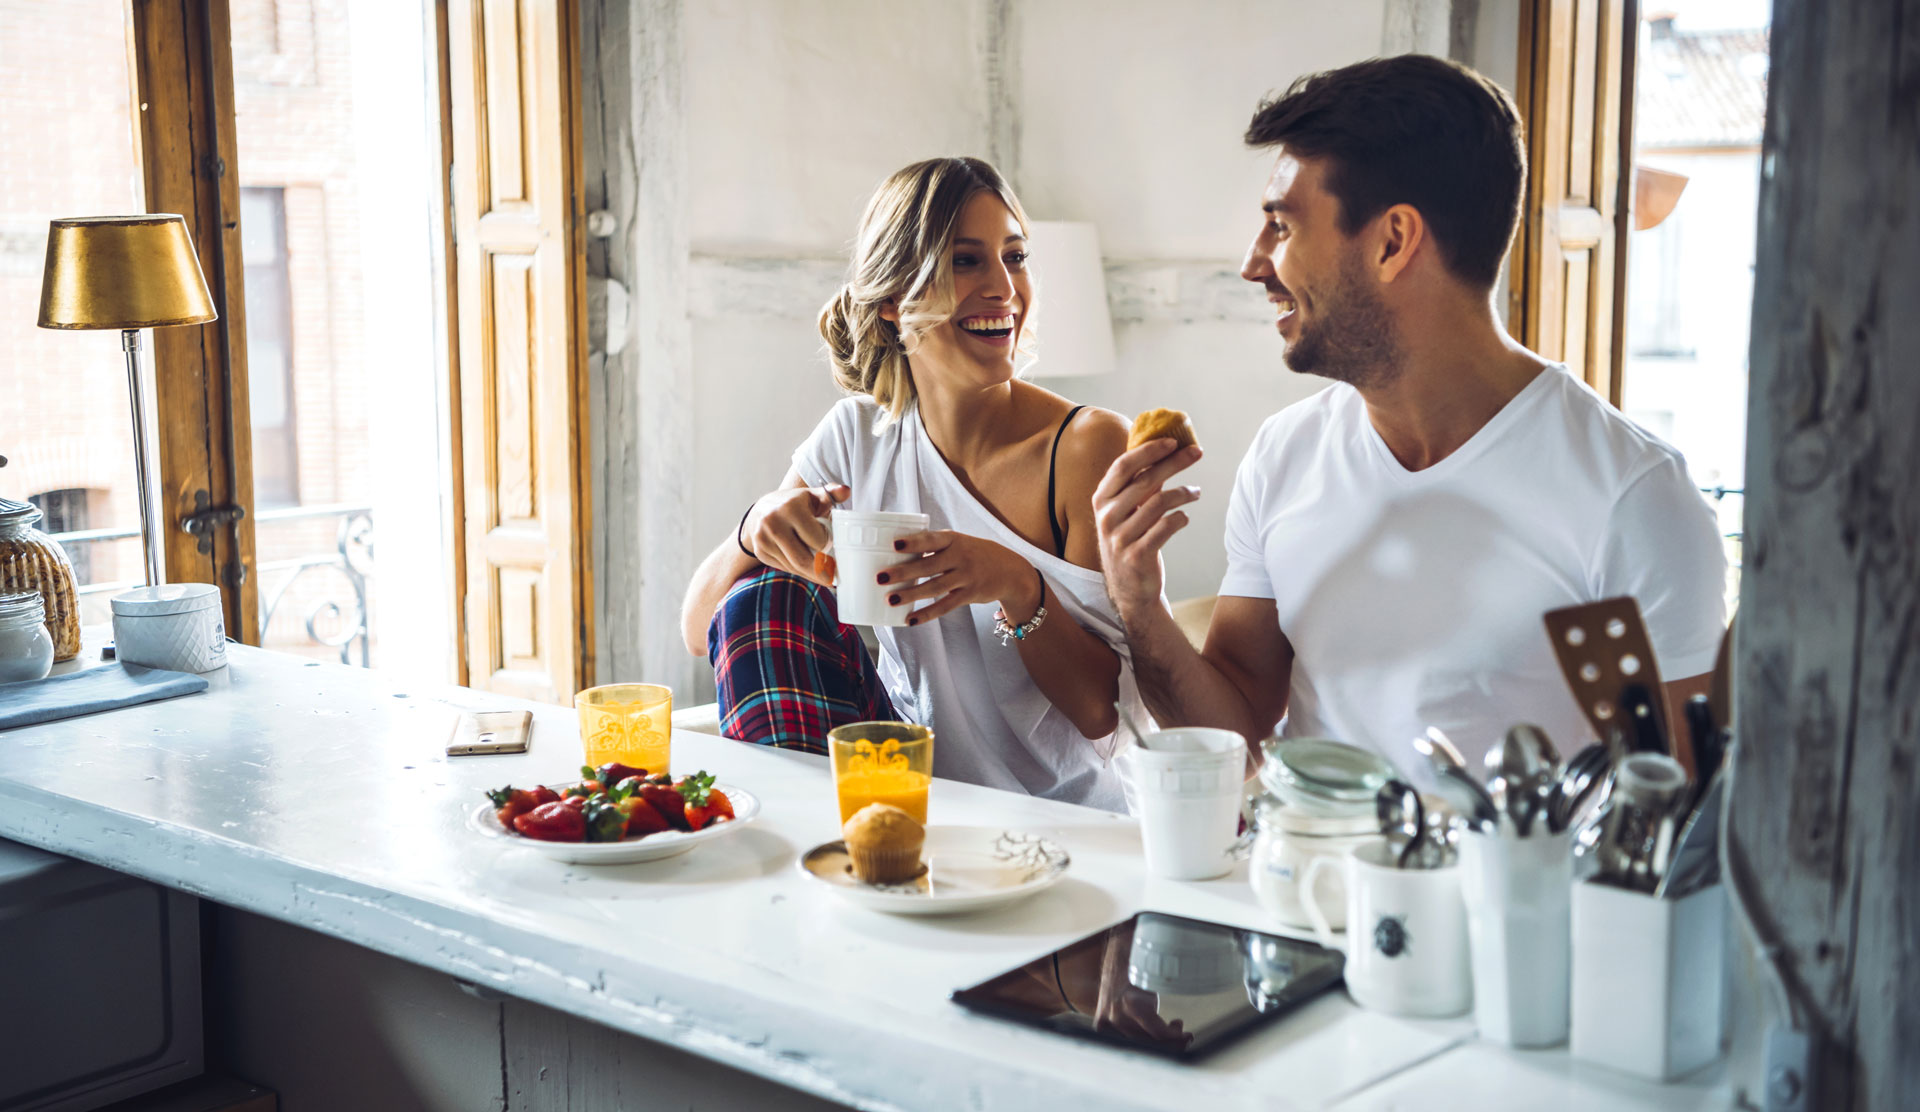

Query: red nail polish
[876,573,889,584]
[893,540,905,551]
[888,594,901,605]
[906,616,918,626]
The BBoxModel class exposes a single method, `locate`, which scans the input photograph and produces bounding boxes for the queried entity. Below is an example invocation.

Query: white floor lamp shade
[1023,220,1115,380]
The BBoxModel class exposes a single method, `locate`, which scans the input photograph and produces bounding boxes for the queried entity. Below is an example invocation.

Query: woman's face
[902,191,1031,387]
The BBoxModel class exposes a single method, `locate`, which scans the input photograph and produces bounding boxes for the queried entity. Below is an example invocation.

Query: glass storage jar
[1248,737,1396,930]
[0,591,55,684]
[0,495,81,662]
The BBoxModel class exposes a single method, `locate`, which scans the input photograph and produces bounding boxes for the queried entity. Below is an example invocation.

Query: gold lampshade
[37,214,218,330]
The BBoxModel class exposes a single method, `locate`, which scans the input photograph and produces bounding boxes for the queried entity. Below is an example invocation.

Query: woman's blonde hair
[819,157,1031,423]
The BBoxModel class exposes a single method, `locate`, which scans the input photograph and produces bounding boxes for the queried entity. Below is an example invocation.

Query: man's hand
[1093,439,1203,620]
[742,484,849,584]
[876,531,1035,627]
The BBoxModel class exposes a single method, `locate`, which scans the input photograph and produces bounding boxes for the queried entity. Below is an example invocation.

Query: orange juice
[835,766,932,824]
[828,722,934,827]
[576,684,672,777]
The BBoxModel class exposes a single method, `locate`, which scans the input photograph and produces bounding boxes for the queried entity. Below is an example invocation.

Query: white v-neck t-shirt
[794,397,1136,811]
[1220,364,1727,777]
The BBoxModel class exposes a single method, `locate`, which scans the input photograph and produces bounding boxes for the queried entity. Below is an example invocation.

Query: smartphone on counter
[446,709,532,756]
[949,911,1344,1061]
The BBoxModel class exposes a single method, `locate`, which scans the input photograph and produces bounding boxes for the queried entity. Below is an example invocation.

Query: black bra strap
[1047,405,1088,557]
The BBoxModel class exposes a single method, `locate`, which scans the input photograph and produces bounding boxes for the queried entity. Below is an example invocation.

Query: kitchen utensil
[1543,597,1669,761]
[1620,683,1667,755]
[1549,743,1612,834]
[1592,753,1690,891]
[1412,729,1498,832]
[1376,780,1424,869]
[1682,694,1726,800]
[1571,878,1727,1080]
[1502,724,1559,835]
[1481,735,1512,821]
[1654,769,1724,900]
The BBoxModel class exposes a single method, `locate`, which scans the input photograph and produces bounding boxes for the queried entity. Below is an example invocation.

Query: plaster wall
[664,3,1388,702]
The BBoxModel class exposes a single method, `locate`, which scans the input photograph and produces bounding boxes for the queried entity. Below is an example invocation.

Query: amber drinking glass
[828,721,934,825]
[576,684,672,777]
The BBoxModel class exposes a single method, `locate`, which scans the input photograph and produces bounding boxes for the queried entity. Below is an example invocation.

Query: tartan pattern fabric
[708,568,898,753]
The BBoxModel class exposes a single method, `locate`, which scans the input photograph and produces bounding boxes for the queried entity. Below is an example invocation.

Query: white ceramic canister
[0,591,55,684]
[1249,796,1384,930]
[111,583,228,673]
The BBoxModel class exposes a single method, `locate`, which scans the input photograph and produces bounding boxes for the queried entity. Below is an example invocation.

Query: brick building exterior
[2,0,382,660]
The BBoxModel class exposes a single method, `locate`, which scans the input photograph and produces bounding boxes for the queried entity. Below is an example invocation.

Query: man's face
[1241,151,1401,388]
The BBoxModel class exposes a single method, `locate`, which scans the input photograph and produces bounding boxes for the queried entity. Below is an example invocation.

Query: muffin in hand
[1127,408,1198,452]
[842,803,926,885]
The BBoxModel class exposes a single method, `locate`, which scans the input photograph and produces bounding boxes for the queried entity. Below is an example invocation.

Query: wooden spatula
[1543,597,1672,765]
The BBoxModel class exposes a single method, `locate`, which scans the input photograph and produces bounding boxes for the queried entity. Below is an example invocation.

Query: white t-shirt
[1220,364,1727,778]
[795,397,1138,811]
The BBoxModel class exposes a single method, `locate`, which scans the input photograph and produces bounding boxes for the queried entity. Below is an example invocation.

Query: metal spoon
[1376,779,1424,869]
[1413,729,1499,832]
[1482,733,1512,823]
[1503,724,1560,835]
[1549,743,1612,833]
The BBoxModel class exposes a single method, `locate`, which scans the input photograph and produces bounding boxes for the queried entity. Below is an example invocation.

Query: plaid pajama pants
[708,568,899,753]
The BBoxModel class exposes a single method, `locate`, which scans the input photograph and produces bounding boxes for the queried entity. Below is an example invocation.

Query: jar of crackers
[0,495,82,662]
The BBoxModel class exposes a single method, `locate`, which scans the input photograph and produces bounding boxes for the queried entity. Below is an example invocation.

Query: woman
[679,157,1143,811]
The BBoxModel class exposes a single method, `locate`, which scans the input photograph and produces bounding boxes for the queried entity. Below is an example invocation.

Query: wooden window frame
[129,0,260,642]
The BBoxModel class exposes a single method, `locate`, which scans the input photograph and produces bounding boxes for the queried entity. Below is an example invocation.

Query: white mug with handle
[1303,842,1472,1019]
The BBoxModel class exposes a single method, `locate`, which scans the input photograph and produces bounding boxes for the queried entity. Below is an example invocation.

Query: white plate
[469,784,760,865]
[798,826,1069,915]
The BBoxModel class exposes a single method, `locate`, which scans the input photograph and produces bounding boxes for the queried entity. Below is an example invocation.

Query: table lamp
[1023,221,1115,379]
[36,215,218,587]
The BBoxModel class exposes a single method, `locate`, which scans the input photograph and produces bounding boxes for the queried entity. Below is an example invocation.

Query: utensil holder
[1570,878,1726,1080]
[1460,829,1572,1047]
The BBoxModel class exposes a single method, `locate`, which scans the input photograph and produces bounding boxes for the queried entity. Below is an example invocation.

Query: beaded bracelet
[993,568,1048,646]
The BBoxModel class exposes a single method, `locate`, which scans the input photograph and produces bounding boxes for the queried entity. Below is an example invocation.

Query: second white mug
[1304,842,1472,1019]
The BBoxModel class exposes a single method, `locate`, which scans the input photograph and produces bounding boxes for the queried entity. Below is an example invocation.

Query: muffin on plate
[842,803,925,885]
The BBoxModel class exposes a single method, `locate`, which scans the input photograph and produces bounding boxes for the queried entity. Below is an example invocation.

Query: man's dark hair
[1245,55,1525,289]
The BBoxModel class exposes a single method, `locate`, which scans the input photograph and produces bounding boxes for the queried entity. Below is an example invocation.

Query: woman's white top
[794,396,1136,811]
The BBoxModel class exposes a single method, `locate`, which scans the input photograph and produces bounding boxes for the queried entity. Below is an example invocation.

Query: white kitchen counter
[0,647,1730,1110]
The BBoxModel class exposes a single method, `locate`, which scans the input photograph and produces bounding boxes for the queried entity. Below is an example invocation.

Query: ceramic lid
[110,582,221,617]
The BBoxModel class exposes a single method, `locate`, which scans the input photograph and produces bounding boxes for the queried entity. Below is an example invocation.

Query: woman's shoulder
[1049,403,1131,494]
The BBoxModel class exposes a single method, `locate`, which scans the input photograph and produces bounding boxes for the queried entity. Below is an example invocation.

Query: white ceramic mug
[1118,727,1248,881]
[1303,842,1472,1018]
[829,509,930,627]
[1460,829,1573,1046]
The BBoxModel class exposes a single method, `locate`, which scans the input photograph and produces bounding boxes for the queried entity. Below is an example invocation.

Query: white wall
[662,1,1387,704]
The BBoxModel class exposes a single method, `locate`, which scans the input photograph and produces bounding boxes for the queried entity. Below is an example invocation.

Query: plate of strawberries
[472,763,759,864]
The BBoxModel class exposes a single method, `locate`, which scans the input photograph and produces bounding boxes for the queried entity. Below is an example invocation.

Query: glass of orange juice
[828,721,933,825]
[576,684,673,778]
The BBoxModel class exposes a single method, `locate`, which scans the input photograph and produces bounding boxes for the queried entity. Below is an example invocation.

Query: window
[241,186,299,508]
[27,488,96,583]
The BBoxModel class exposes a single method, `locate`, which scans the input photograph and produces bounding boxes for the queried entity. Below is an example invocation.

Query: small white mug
[1118,727,1248,881]
[1304,842,1472,1019]
[829,509,930,627]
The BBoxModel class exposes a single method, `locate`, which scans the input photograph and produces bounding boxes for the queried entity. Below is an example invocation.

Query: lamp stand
[121,328,162,588]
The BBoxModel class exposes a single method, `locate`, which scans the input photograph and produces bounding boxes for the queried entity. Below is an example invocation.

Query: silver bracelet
[993,569,1048,646]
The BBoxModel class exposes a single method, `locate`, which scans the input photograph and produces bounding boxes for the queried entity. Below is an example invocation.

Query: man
[1094,55,1726,774]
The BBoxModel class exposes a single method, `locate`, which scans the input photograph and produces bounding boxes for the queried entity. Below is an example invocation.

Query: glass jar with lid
[1248,737,1395,930]
[0,591,55,684]
[0,495,81,662]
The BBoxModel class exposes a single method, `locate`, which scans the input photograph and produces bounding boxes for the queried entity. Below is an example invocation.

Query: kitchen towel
[0,664,209,730]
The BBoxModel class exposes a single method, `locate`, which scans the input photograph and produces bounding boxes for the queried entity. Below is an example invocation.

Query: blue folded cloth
[0,664,210,730]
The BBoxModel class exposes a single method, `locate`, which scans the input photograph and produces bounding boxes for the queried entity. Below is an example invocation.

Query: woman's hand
[877,531,1038,627]
[743,484,849,584]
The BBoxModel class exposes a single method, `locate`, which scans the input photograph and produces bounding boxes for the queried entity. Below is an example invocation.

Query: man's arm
[1094,440,1291,750]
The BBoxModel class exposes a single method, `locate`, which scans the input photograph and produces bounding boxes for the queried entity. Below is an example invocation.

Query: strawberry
[485,786,538,830]
[513,801,586,842]
[637,783,689,830]
[706,788,734,821]
[529,786,562,806]
[617,797,670,837]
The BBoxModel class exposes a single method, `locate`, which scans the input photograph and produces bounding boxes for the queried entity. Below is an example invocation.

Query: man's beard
[1281,254,1402,389]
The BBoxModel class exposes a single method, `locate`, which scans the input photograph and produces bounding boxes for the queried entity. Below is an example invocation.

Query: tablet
[949,911,1344,1060]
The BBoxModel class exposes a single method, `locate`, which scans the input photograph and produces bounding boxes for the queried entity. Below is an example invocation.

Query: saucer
[798,825,1069,915]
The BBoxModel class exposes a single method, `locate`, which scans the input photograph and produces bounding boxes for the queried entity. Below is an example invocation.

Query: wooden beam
[1731,0,1920,1106]
[130,0,260,643]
